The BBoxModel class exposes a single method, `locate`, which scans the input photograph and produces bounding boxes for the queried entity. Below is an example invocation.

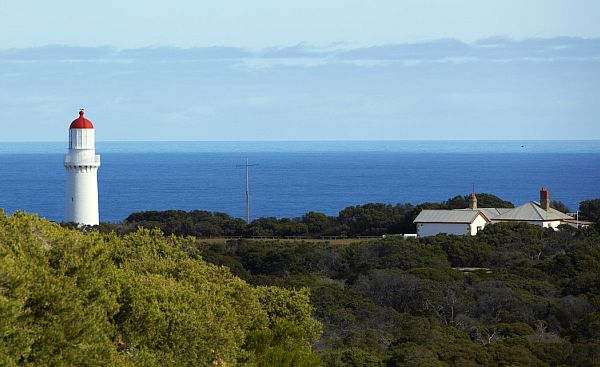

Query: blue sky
[1,1,599,140]
[2,0,599,47]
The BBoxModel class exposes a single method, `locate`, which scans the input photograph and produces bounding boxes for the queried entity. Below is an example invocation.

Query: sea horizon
[0,140,598,222]
[1,139,599,154]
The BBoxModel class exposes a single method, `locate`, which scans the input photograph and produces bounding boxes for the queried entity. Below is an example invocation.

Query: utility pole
[238,159,258,224]
[245,158,249,224]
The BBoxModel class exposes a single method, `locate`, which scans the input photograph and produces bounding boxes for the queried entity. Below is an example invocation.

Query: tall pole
[238,159,257,224]
[246,158,249,224]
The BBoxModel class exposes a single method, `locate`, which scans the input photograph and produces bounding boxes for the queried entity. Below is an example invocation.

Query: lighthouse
[64,109,101,225]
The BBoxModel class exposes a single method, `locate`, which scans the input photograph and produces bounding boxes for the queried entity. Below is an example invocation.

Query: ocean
[0,140,599,223]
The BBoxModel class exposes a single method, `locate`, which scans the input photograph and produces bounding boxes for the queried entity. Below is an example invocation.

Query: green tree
[550,200,571,214]
[580,199,600,223]
[0,212,322,366]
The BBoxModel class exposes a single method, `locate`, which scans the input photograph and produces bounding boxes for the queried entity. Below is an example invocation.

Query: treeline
[196,222,600,366]
[116,193,517,238]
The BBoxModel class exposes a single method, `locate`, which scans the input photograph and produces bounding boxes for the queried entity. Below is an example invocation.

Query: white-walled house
[490,187,578,229]
[414,210,490,237]
[491,201,573,229]
[413,188,582,237]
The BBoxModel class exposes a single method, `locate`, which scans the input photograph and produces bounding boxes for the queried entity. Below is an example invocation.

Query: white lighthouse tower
[64,109,101,225]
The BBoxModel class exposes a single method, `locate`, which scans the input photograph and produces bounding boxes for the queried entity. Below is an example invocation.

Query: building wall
[492,220,562,230]
[469,215,489,235]
[65,128,100,226]
[543,220,562,230]
[65,165,100,225]
[417,222,471,237]
[69,128,95,150]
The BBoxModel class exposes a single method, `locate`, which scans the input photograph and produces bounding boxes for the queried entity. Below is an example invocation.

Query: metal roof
[414,202,574,225]
[492,201,573,221]
[457,207,511,218]
[414,209,488,224]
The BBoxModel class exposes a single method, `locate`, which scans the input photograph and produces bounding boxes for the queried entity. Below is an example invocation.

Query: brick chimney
[540,187,550,210]
[470,192,477,210]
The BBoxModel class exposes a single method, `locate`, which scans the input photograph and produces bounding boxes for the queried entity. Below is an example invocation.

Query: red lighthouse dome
[70,109,94,129]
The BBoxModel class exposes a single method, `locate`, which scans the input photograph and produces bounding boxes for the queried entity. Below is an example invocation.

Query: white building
[492,202,571,230]
[64,110,101,225]
[414,188,582,237]
[414,209,490,237]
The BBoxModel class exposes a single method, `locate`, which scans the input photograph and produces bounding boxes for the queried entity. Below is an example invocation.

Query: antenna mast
[245,158,249,224]
[238,159,258,224]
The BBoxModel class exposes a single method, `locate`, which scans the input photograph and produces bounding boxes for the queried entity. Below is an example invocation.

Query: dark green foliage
[45,195,600,366]
[438,193,515,210]
[471,193,515,208]
[580,199,600,223]
[321,347,385,366]
[124,209,247,237]
[118,193,513,238]
[338,203,416,236]
[550,200,571,214]
[191,219,600,366]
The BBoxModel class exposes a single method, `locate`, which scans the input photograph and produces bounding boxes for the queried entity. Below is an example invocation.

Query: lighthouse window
[71,197,74,202]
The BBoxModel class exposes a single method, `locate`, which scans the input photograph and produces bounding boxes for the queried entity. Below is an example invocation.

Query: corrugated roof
[457,207,511,218]
[414,209,488,224]
[493,201,573,221]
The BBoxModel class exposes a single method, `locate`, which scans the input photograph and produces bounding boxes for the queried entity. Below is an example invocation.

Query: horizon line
[1,138,600,144]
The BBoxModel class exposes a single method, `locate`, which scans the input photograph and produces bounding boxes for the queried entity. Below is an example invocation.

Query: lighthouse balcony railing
[64,155,101,166]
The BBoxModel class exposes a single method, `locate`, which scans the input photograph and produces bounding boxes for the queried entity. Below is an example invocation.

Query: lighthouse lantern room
[64,109,101,225]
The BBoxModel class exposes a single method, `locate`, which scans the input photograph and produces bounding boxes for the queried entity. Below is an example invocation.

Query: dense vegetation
[4,195,600,366]
[113,195,600,366]
[190,220,600,366]
[0,212,321,366]
[580,199,600,223]
[119,193,516,238]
